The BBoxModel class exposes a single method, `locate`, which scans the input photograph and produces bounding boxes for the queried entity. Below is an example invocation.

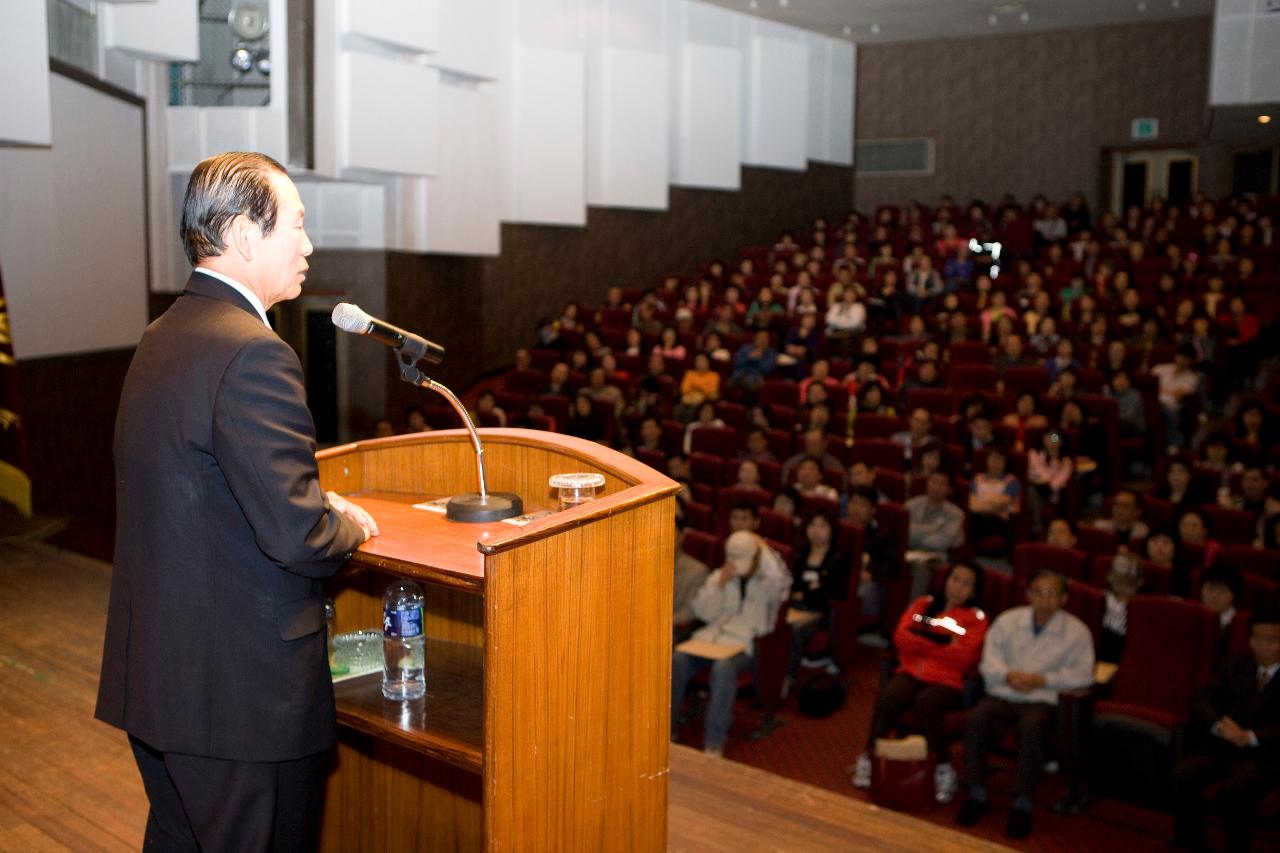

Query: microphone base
[446,492,524,523]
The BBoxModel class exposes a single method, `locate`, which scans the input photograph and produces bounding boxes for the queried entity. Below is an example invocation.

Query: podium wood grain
[316,429,679,852]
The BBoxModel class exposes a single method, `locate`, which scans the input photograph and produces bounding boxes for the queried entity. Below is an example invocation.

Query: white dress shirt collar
[194,267,271,328]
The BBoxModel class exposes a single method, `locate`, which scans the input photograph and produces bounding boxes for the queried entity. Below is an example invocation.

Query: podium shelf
[333,638,484,774]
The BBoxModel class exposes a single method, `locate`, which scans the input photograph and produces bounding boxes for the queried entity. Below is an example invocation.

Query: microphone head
[331,302,372,334]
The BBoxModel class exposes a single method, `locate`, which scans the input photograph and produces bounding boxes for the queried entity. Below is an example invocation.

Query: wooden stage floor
[0,540,1006,852]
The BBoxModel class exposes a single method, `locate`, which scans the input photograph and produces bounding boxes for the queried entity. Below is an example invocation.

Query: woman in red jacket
[852,562,987,804]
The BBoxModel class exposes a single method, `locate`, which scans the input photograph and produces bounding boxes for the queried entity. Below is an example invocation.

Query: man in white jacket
[956,569,1094,840]
[671,531,789,757]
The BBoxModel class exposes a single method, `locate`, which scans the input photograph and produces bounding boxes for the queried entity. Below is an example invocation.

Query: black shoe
[956,797,990,827]
[1006,807,1032,839]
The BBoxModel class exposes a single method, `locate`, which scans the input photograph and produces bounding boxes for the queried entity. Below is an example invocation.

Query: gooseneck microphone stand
[396,355,523,523]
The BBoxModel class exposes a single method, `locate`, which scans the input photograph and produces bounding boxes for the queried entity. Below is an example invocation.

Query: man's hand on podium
[327,491,380,541]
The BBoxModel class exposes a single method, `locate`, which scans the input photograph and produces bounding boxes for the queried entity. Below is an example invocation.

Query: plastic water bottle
[381,580,426,700]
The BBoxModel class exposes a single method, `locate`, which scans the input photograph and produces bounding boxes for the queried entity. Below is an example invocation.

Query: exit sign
[1131,117,1160,141]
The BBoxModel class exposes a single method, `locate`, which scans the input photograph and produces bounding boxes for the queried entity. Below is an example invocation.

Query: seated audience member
[968,447,1021,550]
[671,531,790,757]
[545,362,575,396]
[891,408,934,466]
[1159,458,1211,515]
[1001,392,1050,451]
[853,563,988,804]
[1178,508,1221,569]
[787,512,851,681]
[957,571,1095,839]
[962,413,996,473]
[993,334,1033,378]
[1151,344,1202,451]
[740,427,778,465]
[858,381,896,417]
[404,405,429,434]
[798,358,841,405]
[682,401,725,454]
[729,330,779,397]
[1172,612,1280,852]
[565,392,606,442]
[727,502,762,535]
[846,460,888,504]
[846,486,900,642]
[472,390,508,428]
[1099,555,1145,663]
[1044,518,1078,551]
[782,428,844,484]
[674,525,709,642]
[732,459,769,494]
[372,418,395,438]
[634,416,664,454]
[584,366,625,420]
[794,457,839,502]
[1106,369,1147,439]
[1092,489,1150,548]
[1026,432,1073,536]
[772,487,802,525]
[1220,466,1271,525]
[1202,563,1247,661]
[905,471,967,600]
[666,453,694,505]
[675,353,721,421]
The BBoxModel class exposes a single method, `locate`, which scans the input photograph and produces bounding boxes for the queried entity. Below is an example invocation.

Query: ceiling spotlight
[1171,0,1180,7]
[1019,11,1031,23]
[748,0,758,9]
[778,0,788,7]
[870,23,881,35]
[1137,1,1147,10]
[989,13,999,25]
[1260,115,1273,124]
[842,25,852,36]
[230,45,254,73]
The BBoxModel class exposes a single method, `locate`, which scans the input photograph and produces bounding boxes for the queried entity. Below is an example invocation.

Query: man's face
[1179,513,1207,545]
[847,496,874,527]
[747,431,767,454]
[804,431,825,456]
[1201,581,1234,614]
[797,461,822,488]
[925,472,950,502]
[249,172,312,308]
[1046,520,1076,550]
[1242,470,1268,501]
[1250,623,1280,668]
[1112,493,1138,525]
[909,409,931,438]
[728,508,759,533]
[1027,575,1067,624]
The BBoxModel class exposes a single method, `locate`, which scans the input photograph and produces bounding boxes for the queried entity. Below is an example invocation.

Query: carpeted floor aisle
[674,650,1184,852]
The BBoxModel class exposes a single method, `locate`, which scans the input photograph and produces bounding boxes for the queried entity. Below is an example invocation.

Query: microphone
[331,303,445,365]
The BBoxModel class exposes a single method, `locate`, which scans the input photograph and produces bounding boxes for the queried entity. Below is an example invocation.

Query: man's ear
[227,213,256,262]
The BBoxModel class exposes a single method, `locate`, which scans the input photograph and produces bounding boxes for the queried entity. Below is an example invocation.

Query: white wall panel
[0,0,51,145]
[340,0,436,54]
[435,0,501,79]
[1251,17,1280,103]
[102,0,198,62]
[598,0,666,52]
[671,43,741,189]
[829,41,854,166]
[675,0,736,48]
[587,48,668,209]
[426,84,501,254]
[165,108,288,171]
[504,47,586,226]
[341,53,438,176]
[1210,0,1280,106]
[1211,17,1250,104]
[517,0,586,50]
[805,34,830,163]
[744,35,808,170]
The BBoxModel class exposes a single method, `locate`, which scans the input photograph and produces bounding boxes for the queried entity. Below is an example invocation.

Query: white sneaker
[703,745,724,758]
[852,753,873,789]
[934,762,958,804]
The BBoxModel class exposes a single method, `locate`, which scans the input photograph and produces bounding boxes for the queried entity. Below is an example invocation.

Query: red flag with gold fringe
[0,259,32,517]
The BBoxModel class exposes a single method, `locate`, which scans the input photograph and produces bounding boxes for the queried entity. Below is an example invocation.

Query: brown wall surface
[853,16,1228,214]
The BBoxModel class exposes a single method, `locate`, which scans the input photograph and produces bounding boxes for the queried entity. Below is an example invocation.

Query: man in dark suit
[96,152,377,852]
[1172,611,1280,852]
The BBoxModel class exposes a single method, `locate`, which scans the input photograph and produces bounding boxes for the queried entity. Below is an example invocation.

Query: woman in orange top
[852,563,987,804]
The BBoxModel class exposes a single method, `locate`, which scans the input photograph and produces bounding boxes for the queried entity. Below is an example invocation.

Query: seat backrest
[1109,596,1219,721]
[1013,543,1088,586]
[682,529,722,569]
[1076,525,1119,559]
[1200,505,1260,547]
[1214,545,1280,582]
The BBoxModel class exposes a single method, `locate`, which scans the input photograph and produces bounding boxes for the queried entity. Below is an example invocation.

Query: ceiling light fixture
[1260,115,1273,124]
[870,23,881,35]
[1137,1,1147,10]
[1020,11,1031,23]
[1171,0,1180,7]
[748,0,758,9]
[842,25,852,36]
[778,0,788,7]
[989,13,999,25]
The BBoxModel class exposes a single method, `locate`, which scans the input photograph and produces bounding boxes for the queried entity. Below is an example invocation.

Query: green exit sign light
[1131,118,1159,141]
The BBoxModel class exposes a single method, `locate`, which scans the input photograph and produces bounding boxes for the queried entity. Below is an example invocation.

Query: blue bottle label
[383,605,423,638]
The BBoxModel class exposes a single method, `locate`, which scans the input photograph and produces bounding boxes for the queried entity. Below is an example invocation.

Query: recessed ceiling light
[1260,115,1273,124]
[869,23,881,35]
[1137,1,1147,9]
[988,13,999,25]
[842,25,852,36]
[778,0,788,7]
[1020,11,1031,23]
[748,0,758,9]
[1171,0,1180,7]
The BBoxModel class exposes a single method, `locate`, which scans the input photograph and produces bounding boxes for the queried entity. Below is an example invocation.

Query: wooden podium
[315,428,679,852]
